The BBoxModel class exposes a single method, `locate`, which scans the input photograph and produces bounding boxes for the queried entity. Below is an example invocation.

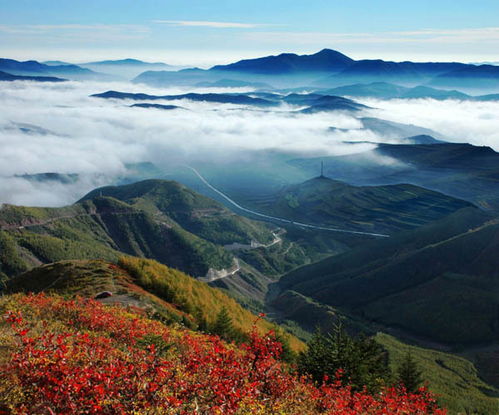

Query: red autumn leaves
[1,294,446,414]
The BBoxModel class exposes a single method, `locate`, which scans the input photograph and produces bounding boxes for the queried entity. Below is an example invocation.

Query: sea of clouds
[1,80,499,206]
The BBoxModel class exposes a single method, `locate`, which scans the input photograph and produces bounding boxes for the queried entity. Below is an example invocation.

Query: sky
[1,0,499,66]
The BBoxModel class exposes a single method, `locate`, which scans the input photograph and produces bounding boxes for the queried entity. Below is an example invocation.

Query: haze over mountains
[130,49,499,93]
[324,82,499,101]
[77,58,176,79]
[1,57,176,81]
[4,48,498,93]
[0,58,113,81]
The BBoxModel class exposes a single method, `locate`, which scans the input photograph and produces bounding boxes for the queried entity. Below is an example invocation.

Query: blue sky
[1,0,499,65]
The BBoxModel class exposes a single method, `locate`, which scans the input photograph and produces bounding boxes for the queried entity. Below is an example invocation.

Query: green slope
[377,333,499,415]
[80,179,274,246]
[247,176,473,234]
[277,207,499,345]
[0,180,280,279]
[79,179,314,283]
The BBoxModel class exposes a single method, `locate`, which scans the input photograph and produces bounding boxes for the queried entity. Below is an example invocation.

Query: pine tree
[211,307,234,340]
[297,329,330,383]
[351,335,391,392]
[298,324,391,392]
[397,352,423,393]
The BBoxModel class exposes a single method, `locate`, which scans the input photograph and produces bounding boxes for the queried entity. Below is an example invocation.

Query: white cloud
[153,20,271,29]
[359,98,499,149]
[0,81,380,206]
[244,26,499,46]
[1,81,499,207]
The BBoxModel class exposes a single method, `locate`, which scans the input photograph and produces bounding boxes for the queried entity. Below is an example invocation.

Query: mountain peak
[211,49,354,74]
[84,58,170,66]
[315,48,350,58]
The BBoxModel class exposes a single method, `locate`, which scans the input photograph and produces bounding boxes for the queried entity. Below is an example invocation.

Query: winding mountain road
[184,166,390,238]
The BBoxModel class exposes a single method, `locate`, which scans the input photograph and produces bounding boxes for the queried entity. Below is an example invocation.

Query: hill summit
[211,49,354,74]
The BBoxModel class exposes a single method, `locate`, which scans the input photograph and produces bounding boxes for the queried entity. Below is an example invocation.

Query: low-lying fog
[1,80,499,206]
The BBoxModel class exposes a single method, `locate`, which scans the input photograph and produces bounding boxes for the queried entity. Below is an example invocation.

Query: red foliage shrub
[1,294,446,414]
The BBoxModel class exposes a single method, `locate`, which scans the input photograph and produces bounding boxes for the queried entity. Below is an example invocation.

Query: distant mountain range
[0,57,174,81]
[133,49,499,93]
[95,85,495,114]
[91,89,366,112]
[92,90,281,107]
[4,50,499,93]
[78,58,174,79]
[0,58,113,81]
[323,81,499,100]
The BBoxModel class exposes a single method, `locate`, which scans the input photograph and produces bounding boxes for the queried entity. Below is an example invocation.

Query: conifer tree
[297,329,333,383]
[397,352,423,393]
[298,324,391,392]
[211,307,235,340]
